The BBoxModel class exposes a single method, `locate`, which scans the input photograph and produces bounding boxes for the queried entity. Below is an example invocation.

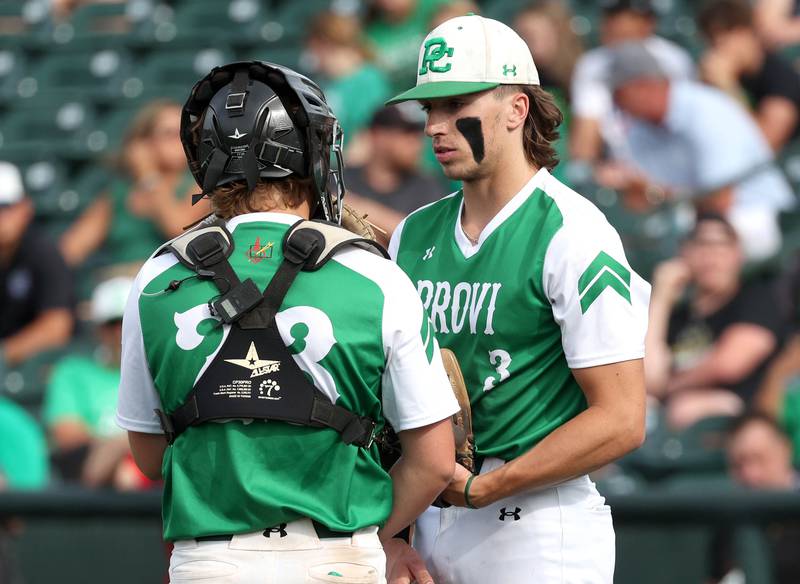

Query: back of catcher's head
[180,61,346,223]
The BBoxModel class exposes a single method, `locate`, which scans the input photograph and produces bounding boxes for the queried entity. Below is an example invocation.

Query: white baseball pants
[169,519,386,584]
[414,458,615,584]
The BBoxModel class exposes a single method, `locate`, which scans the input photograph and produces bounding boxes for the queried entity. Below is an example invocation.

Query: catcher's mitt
[340,203,387,243]
[440,348,475,473]
[377,349,475,476]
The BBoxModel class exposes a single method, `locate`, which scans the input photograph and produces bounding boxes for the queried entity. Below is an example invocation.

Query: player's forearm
[380,455,453,542]
[471,404,644,506]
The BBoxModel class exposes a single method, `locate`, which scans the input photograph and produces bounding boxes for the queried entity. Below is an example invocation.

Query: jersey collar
[454,168,550,259]
[226,211,305,231]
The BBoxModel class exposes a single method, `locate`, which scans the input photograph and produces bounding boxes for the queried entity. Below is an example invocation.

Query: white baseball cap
[0,161,24,206]
[387,14,539,104]
[91,276,134,324]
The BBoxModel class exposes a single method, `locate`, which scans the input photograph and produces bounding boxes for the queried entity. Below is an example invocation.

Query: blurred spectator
[307,12,391,160]
[604,41,795,261]
[514,0,584,98]
[569,0,694,167]
[711,412,800,584]
[0,396,49,490]
[60,100,209,269]
[364,0,452,94]
[699,0,800,153]
[344,104,441,236]
[43,276,148,490]
[429,0,478,29]
[756,253,800,454]
[728,412,797,489]
[645,214,786,429]
[753,0,800,49]
[0,162,74,368]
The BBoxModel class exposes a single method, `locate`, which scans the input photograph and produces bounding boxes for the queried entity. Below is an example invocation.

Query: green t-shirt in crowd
[104,173,195,265]
[320,65,391,143]
[0,397,48,489]
[44,355,122,438]
[781,379,800,464]
[365,0,452,94]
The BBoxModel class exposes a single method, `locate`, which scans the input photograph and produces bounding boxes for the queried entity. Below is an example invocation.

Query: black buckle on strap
[188,234,228,267]
[155,409,176,445]
[348,417,377,449]
[283,230,323,266]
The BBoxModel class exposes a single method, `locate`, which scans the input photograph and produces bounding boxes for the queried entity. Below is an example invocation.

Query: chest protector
[152,215,388,448]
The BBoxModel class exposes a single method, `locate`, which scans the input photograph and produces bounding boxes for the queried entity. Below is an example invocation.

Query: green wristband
[464,474,477,509]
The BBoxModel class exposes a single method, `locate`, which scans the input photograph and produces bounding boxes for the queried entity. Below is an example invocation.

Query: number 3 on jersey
[483,349,512,392]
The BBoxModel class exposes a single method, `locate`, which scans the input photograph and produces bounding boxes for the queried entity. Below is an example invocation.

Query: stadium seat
[0,100,100,161]
[0,0,53,50]
[135,48,235,101]
[0,48,30,103]
[172,0,266,48]
[620,414,734,482]
[26,49,136,105]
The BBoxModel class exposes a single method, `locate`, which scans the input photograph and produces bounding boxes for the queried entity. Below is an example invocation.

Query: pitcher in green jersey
[387,14,651,584]
[116,61,458,584]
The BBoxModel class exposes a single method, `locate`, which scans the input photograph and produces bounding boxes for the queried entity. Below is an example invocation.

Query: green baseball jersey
[116,212,458,541]
[44,356,122,438]
[390,169,650,461]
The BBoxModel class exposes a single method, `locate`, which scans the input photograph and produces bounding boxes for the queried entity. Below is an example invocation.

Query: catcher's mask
[180,60,345,224]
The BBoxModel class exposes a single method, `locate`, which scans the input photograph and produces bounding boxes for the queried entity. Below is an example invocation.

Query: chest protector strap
[153,217,388,447]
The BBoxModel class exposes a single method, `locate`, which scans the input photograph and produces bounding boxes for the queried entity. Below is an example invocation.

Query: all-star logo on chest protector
[419,37,454,75]
[225,341,281,378]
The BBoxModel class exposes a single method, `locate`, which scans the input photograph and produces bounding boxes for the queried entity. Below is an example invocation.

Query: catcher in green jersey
[387,14,651,584]
[115,61,459,584]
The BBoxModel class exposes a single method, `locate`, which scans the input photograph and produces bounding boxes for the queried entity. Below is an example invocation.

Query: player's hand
[652,258,691,304]
[385,538,435,584]
[440,463,480,508]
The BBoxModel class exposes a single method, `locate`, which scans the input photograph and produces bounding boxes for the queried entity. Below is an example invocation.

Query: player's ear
[506,89,528,132]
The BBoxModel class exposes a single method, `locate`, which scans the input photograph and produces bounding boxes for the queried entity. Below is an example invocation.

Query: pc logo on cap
[387,14,539,104]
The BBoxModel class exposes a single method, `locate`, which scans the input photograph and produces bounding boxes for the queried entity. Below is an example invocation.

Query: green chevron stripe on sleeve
[578,251,632,314]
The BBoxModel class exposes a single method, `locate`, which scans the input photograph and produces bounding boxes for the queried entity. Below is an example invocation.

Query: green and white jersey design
[116,212,458,541]
[390,169,650,461]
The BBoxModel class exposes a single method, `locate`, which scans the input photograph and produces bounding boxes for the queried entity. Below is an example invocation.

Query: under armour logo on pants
[499,507,521,521]
[263,523,288,537]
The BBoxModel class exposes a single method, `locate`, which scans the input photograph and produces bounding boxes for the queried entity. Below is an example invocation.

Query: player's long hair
[498,85,563,171]
[211,177,314,219]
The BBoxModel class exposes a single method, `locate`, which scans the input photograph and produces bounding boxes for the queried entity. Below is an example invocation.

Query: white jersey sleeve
[333,249,459,432]
[542,218,650,369]
[116,270,165,434]
[388,217,407,261]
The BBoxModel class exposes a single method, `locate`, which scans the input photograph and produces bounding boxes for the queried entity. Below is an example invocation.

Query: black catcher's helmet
[180,61,345,223]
